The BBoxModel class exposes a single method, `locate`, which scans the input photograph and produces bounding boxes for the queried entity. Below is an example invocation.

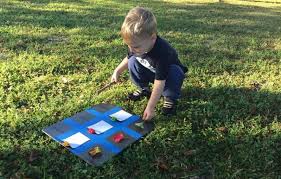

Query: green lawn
[1,0,281,178]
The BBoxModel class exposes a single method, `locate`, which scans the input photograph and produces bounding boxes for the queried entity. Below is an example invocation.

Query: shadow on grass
[0,2,124,29]
[1,1,280,68]
[1,85,281,178]
[30,0,88,4]
[181,86,281,130]
[1,0,281,178]
[1,1,280,34]
[240,0,281,4]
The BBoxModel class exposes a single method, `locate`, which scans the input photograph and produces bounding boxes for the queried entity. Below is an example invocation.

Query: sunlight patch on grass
[274,39,281,50]
[225,0,281,8]
[0,0,281,178]
[163,0,215,3]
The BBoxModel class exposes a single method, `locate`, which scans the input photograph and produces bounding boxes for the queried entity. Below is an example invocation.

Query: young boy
[111,7,187,121]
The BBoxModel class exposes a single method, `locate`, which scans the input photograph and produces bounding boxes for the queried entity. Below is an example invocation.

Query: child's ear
[151,33,157,41]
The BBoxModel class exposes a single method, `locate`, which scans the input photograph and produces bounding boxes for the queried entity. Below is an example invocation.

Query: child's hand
[111,70,120,82]
[142,106,155,121]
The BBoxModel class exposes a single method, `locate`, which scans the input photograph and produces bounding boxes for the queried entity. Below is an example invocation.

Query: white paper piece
[109,110,132,121]
[88,120,113,134]
[63,132,90,148]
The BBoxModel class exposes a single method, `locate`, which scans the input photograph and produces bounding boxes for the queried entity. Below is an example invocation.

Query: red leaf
[113,133,124,143]
[88,128,95,134]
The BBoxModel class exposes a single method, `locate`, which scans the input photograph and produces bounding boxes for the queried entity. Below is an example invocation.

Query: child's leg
[162,65,185,101]
[128,56,154,89]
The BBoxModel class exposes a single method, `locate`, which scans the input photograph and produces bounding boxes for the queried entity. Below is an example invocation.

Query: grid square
[128,119,154,136]
[78,145,115,166]
[106,131,135,150]
[43,103,155,166]
[91,103,115,113]
[43,120,71,137]
[72,111,95,124]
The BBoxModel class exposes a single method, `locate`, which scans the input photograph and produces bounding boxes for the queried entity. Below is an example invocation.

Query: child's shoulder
[154,35,177,54]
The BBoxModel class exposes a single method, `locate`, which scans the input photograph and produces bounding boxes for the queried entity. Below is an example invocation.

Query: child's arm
[111,57,128,82]
[143,79,166,120]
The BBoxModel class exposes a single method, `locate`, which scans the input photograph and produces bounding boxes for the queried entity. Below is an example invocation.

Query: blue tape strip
[103,107,122,116]
[86,106,121,117]
[56,118,121,155]
[55,116,101,141]
[119,115,140,127]
[86,109,103,117]
[53,107,143,155]
[71,127,123,155]
[70,130,121,155]
[54,118,82,141]
[101,107,141,127]
[122,127,142,139]
[86,106,141,137]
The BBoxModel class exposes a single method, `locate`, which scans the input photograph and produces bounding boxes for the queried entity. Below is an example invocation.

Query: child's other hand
[111,70,120,82]
[142,107,155,121]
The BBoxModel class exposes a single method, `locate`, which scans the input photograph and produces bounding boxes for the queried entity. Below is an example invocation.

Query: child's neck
[147,36,157,53]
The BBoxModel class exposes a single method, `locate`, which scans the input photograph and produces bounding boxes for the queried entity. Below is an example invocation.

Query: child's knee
[168,65,185,80]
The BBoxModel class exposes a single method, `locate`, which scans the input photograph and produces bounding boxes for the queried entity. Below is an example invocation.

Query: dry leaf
[155,158,169,171]
[184,149,197,156]
[250,81,261,91]
[217,127,228,133]
[61,77,69,83]
[158,162,169,171]
[75,57,81,64]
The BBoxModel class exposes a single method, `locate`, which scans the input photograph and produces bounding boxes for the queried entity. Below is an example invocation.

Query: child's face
[124,34,156,57]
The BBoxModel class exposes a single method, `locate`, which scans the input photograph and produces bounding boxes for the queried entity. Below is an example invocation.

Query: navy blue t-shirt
[127,36,188,80]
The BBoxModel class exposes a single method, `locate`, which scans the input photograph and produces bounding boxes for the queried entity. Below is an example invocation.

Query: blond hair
[121,7,157,42]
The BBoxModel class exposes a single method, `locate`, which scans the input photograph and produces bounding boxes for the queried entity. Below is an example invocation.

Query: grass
[0,0,281,178]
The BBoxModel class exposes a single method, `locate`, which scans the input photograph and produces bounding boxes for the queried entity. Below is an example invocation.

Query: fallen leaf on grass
[74,57,81,64]
[184,149,197,156]
[250,81,261,91]
[158,162,169,171]
[155,158,169,171]
[217,127,228,133]
[61,77,69,83]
